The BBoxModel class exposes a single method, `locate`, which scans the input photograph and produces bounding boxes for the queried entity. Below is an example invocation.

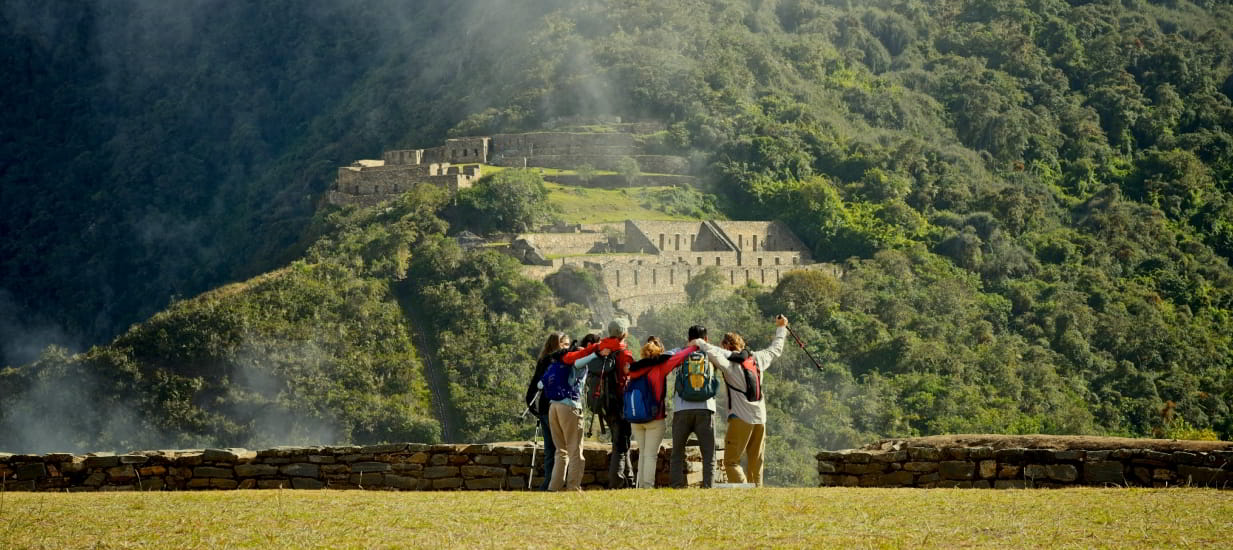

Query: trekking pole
[785,325,825,372]
[520,389,542,421]
[528,421,541,489]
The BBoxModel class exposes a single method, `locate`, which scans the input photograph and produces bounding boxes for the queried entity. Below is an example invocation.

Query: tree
[451,169,558,234]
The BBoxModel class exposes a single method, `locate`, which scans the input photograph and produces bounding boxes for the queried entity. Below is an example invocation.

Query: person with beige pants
[692,315,787,486]
[541,347,602,491]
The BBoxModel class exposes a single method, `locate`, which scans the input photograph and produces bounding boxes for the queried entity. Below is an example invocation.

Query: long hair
[538,332,567,361]
[641,336,664,359]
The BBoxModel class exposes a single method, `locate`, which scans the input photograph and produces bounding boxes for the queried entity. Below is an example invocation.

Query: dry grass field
[2,487,1230,549]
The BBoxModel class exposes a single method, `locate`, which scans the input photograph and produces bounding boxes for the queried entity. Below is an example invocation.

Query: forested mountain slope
[3,0,1233,485]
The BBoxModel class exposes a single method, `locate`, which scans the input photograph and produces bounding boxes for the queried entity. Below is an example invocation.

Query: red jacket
[564,338,634,390]
[627,346,698,421]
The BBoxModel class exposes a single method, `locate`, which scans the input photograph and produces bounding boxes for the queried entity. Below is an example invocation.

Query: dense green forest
[4,0,1233,485]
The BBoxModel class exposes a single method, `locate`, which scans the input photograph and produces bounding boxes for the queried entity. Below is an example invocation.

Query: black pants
[605,413,633,488]
[671,409,715,488]
[537,412,556,491]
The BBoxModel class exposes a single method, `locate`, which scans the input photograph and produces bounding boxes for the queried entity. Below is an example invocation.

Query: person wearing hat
[565,319,635,488]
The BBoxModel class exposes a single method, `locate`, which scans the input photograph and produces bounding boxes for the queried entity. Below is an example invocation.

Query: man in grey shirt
[691,314,787,486]
[669,325,717,488]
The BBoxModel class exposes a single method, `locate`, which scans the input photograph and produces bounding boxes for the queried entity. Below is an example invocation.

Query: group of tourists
[523,314,789,491]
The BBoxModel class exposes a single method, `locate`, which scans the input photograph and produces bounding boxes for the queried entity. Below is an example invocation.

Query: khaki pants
[548,402,584,491]
[631,418,666,488]
[723,416,765,486]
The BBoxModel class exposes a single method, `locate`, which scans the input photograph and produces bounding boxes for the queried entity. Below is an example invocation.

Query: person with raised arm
[564,319,635,488]
[690,314,788,486]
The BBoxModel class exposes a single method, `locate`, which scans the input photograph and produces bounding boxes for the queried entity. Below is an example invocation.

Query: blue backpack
[623,375,660,423]
[541,358,579,402]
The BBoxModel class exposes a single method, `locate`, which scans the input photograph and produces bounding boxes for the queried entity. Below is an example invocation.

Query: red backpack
[731,355,762,402]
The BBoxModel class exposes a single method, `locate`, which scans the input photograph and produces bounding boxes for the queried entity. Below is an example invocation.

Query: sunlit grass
[543,182,702,223]
[2,488,1229,549]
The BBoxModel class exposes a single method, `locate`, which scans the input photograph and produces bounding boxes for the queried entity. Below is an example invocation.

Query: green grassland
[3,488,1230,549]
[543,182,716,224]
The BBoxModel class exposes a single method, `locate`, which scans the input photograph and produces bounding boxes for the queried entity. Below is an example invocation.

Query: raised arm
[753,316,789,372]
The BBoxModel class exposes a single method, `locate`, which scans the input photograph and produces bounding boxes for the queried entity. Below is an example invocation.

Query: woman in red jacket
[564,319,637,488]
[626,336,697,488]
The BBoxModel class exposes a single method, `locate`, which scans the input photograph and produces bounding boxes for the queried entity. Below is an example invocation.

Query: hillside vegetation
[3,0,1233,486]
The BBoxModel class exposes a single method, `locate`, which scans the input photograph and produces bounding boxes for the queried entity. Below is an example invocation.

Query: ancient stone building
[325,126,693,207]
[512,220,839,322]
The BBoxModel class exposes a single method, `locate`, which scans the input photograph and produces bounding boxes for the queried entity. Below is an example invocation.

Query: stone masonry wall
[817,437,1233,489]
[0,442,718,492]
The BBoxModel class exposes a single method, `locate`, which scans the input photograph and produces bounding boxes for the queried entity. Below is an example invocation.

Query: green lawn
[3,488,1229,548]
[543,182,703,223]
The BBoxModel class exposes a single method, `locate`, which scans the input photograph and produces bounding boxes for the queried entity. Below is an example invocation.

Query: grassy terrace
[543,182,708,223]
[3,488,1229,548]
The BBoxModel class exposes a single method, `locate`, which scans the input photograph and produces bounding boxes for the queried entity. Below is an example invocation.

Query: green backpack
[675,351,719,402]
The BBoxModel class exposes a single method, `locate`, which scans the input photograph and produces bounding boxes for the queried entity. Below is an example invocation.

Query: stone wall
[328,164,480,206]
[515,154,689,175]
[0,441,718,492]
[817,436,1233,489]
[490,132,637,159]
[542,174,696,188]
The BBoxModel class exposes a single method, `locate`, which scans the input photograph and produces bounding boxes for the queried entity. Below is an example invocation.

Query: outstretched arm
[754,315,789,372]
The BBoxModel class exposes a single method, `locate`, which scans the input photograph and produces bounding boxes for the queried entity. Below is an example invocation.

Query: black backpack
[585,354,622,417]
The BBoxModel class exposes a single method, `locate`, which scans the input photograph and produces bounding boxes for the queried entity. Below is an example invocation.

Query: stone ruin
[816,435,1233,489]
[325,126,694,207]
[0,441,720,492]
[509,220,841,322]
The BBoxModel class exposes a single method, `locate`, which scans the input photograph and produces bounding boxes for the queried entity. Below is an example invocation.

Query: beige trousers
[723,416,765,486]
[632,418,666,488]
[548,402,585,491]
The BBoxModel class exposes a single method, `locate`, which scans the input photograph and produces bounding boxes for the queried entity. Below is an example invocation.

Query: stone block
[819,474,842,486]
[1052,450,1083,461]
[501,455,530,466]
[1153,468,1176,481]
[61,457,86,474]
[842,462,885,475]
[1178,465,1226,487]
[237,479,256,490]
[878,471,915,487]
[308,455,337,464]
[465,478,504,490]
[994,480,1027,489]
[942,448,969,460]
[14,463,47,480]
[1045,464,1078,482]
[118,455,149,465]
[361,444,407,454]
[405,444,431,452]
[997,464,1021,479]
[410,452,431,464]
[350,473,385,486]
[474,455,501,465]
[108,466,138,482]
[423,466,460,479]
[1171,452,1201,465]
[448,455,470,465]
[84,455,120,469]
[1024,464,1047,479]
[258,480,289,490]
[1132,467,1152,484]
[461,465,506,478]
[1084,461,1125,485]
[140,478,164,491]
[940,461,974,480]
[432,477,463,490]
[339,454,374,463]
[994,448,1025,463]
[392,464,423,473]
[506,477,527,490]
[858,474,882,487]
[816,451,846,461]
[235,464,279,477]
[871,450,908,463]
[385,474,419,490]
[202,448,247,463]
[211,479,238,489]
[291,478,326,490]
[817,461,839,474]
[187,478,213,489]
[139,465,168,477]
[1085,450,1112,461]
[903,462,939,473]
[978,460,996,479]
[193,466,234,479]
[1025,449,1055,463]
[844,452,873,464]
[430,454,448,466]
[908,447,941,461]
[84,471,106,487]
[280,463,320,478]
[967,447,995,460]
[321,464,349,475]
[351,462,392,473]
[917,473,940,484]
